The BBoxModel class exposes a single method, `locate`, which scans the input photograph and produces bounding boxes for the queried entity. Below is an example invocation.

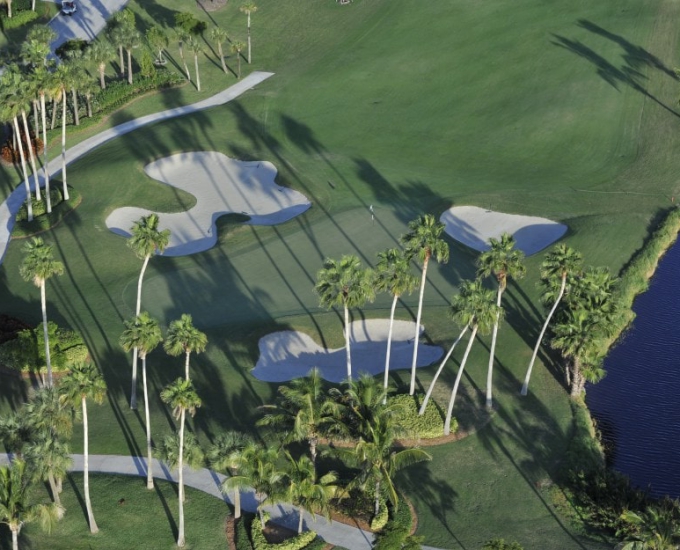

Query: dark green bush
[389,394,450,439]
[235,515,254,550]
[13,187,81,238]
[16,188,63,222]
[481,539,524,550]
[55,38,88,60]
[0,8,39,29]
[250,512,316,550]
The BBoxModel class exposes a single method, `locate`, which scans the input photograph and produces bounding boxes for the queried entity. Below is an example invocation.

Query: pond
[586,238,680,499]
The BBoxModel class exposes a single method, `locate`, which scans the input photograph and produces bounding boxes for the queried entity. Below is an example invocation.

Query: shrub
[12,187,81,238]
[481,539,524,550]
[16,189,63,222]
[250,512,317,550]
[174,12,206,35]
[370,495,389,531]
[235,515,254,550]
[0,9,39,29]
[389,394,450,439]
[0,322,89,374]
[373,495,421,549]
[55,38,88,60]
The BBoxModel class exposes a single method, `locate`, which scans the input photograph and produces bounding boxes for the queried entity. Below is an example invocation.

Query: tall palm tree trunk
[118,46,125,77]
[374,479,381,516]
[233,485,241,519]
[70,88,79,126]
[485,288,503,409]
[521,276,566,396]
[142,358,154,489]
[247,14,252,64]
[99,63,106,89]
[21,110,40,201]
[177,409,186,547]
[11,527,19,550]
[13,117,33,222]
[40,281,53,387]
[344,304,352,380]
[383,294,398,402]
[444,326,478,435]
[130,255,150,409]
[298,505,305,534]
[61,91,69,200]
[40,93,51,213]
[194,54,200,91]
[83,397,98,533]
[184,351,190,380]
[50,97,58,130]
[33,101,39,139]
[48,471,61,507]
[218,43,227,74]
[409,256,429,395]
[179,43,190,81]
[569,358,582,398]
[420,325,468,415]
[127,49,133,85]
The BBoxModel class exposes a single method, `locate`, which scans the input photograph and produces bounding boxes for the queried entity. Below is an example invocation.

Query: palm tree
[164,314,207,381]
[374,248,418,400]
[443,279,499,435]
[0,459,60,550]
[32,66,57,212]
[620,506,680,550]
[315,255,375,381]
[521,244,582,396]
[160,378,202,547]
[207,431,253,519]
[17,81,40,202]
[257,368,337,470]
[175,28,191,80]
[285,453,337,534]
[186,35,203,91]
[85,40,116,90]
[59,363,107,534]
[127,214,170,409]
[53,63,71,200]
[19,238,64,388]
[64,53,87,127]
[122,27,141,85]
[0,411,32,458]
[23,387,73,442]
[230,41,246,79]
[209,26,229,74]
[400,214,450,395]
[223,443,284,529]
[477,232,525,409]
[240,2,258,64]
[120,312,162,489]
[24,436,72,508]
[335,417,430,516]
[146,25,168,65]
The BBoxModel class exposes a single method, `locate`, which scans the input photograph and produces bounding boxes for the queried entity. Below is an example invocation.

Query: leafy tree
[0,459,60,550]
[521,244,582,396]
[285,453,337,534]
[146,25,168,65]
[120,312,162,488]
[19,237,64,388]
[59,363,107,534]
[223,443,284,529]
[240,2,258,64]
[315,255,374,380]
[374,248,417,399]
[230,40,246,79]
[258,368,337,469]
[400,214,449,395]
[442,279,499,435]
[126,214,170,409]
[164,314,207,381]
[207,431,253,519]
[160,378,202,547]
[209,26,229,74]
[477,233,525,409]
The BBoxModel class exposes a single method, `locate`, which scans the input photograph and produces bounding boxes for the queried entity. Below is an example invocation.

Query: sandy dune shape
[440,205,567,256]
[105,152,311,256]
[252,319,444,383]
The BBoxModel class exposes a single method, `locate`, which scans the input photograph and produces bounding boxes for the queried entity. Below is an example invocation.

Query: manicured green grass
[2,473,230,550]
[1,0,679,547]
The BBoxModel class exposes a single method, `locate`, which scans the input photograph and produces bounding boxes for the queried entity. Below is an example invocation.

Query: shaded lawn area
[0,0,679,548]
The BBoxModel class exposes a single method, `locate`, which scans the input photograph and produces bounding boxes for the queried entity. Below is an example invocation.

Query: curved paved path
[0,71,274,263]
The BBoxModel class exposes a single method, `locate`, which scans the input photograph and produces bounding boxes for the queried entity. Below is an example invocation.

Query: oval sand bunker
[441,206,567,256]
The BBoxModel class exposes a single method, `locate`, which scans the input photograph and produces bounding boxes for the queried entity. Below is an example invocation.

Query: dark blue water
[586,240,680,499]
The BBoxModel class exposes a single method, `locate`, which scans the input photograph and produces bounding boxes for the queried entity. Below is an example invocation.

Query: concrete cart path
[0,71,274,264]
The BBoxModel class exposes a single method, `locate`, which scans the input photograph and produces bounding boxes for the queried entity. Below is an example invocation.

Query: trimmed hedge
[250,513,317,550]
[389,394,452,439]
[0,9,39,29]
[373,495,422,549]
[13,187,81,238]
[235,515,254,550]
[0,322,89,374]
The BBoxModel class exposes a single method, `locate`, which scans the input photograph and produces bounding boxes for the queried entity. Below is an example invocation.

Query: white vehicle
[61,0,77,15]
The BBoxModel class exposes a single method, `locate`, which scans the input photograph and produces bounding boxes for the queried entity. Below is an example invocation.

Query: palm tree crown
[164,314,207,380]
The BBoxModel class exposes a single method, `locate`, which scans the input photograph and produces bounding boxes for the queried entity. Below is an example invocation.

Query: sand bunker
[252,319,444,383]
[105,152,311,256]
[441,206,567,256]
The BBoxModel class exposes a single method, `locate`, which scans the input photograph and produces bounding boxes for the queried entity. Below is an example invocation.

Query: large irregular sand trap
[106,152,311,256]
[252,319,444,383]
[440,205,567,256]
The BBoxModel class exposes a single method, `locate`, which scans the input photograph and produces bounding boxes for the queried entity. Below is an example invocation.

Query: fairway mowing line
[0,72,274,264]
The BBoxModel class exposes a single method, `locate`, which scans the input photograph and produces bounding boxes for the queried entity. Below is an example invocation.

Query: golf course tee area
[1,0,679,548]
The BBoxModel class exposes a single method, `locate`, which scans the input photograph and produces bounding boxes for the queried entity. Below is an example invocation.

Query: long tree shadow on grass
[551,34,680,119]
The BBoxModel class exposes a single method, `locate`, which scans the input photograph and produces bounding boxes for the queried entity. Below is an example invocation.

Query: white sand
[251,319,444,383]
[105,152,311,256]
[440,205,567,256]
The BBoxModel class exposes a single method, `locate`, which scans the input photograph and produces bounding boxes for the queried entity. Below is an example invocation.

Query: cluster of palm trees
[245,369,431,531]
[0,362,107,549]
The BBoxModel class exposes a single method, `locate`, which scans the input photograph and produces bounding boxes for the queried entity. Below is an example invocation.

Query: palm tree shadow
[154,481,178,539]
[66,473,89,529]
